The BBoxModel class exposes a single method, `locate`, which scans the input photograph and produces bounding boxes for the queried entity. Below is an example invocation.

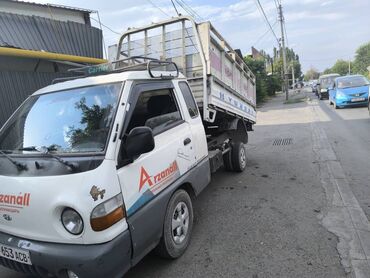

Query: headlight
[90,194,125,231]
[61,208,84,235]
[336,91,346,98]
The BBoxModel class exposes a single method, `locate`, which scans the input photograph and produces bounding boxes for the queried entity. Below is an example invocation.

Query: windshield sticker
[90,186,106,201]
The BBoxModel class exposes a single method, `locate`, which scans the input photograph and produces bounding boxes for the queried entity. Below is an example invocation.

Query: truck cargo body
[115,16,256,125]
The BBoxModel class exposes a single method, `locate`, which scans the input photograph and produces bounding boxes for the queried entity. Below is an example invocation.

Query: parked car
[317,73,340,100]
[329,75,370,109]
[0,16,256,278]
[311,79,318,95]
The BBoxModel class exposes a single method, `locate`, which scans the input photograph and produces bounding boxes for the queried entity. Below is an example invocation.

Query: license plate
[351,97,365,102]
[0,244,32,265]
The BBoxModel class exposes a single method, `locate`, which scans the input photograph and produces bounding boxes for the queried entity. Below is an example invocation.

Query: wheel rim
[240,146,246,169]
[172,202,189,244]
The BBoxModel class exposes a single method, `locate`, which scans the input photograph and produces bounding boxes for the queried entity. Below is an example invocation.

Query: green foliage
[272,47,302,86]
[323,41,370,77]
[244,56,281,104]
[330,59,349,75]
[244,46,302,103]
[304,67,319,81]
[244,56,267,103]
[353,41,370,76]
[323,68,332,74]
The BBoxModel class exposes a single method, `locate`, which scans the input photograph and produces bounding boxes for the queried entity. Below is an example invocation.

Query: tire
[223,149,233,171]
[334,102,338,109]
[155,190,193,259]
[231,142,247,172]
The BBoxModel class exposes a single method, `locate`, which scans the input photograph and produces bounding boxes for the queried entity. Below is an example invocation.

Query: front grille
[349,92,366,97]
[0,256,55,277]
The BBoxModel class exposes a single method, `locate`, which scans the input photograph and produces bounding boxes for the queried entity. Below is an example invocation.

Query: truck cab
[0,60,211,278]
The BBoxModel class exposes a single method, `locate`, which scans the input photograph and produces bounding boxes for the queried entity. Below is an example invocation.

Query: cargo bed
[114,16,256,124]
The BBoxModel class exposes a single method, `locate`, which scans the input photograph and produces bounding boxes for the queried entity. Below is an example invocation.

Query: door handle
[183,138,191,146]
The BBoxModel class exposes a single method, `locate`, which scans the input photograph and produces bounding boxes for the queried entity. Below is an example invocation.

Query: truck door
[116,81,196,263]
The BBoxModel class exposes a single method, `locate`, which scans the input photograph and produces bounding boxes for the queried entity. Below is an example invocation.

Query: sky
[23,0,370,74]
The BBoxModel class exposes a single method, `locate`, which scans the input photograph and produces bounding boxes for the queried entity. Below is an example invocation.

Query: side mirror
[125,127,155,160]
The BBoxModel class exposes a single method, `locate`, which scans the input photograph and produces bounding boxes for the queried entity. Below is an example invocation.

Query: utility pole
[348,59,351,75]
[278,3,288,100]
[292,62,295,89]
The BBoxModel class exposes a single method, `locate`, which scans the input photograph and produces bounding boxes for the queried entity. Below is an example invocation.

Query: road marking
[310,99,370,277]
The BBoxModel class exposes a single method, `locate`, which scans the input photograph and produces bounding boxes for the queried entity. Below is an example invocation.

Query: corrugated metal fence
[0,71,71,127]
[0,11,103,58]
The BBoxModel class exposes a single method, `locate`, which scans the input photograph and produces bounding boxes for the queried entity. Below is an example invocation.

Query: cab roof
[33,70,186,96]
[33,57,186,96]
[335,74,365,80]
[319,73,340,78]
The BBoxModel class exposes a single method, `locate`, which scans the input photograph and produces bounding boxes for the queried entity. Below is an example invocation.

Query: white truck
[0,17,256,278]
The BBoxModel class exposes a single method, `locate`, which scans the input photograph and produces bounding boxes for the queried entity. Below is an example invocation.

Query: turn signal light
[91,206,125,231]
[90,194,125,231]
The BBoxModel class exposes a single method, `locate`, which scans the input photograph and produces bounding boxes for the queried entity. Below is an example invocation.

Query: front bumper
[0,230,132,278]
[320,91,329,98]
[336,98,369,107]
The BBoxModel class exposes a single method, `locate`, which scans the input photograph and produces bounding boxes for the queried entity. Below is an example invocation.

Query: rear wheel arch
[228,119,249,144]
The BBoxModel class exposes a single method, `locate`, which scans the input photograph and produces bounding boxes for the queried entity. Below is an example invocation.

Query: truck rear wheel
[156,189,193,259]
[231,142,247,172]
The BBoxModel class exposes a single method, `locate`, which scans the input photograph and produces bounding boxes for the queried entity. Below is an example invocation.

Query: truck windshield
[321,76,338,88]
[0,83,122,155]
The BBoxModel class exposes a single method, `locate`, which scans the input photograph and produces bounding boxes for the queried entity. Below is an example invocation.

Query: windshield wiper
[19,146,79,171]
[0,150,28,171]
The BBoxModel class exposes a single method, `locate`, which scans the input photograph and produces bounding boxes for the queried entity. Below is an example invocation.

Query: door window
[178,82,199,118]
[126,88,183,136]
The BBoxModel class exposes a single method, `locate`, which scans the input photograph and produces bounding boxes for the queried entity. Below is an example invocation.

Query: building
[0,0,106,127]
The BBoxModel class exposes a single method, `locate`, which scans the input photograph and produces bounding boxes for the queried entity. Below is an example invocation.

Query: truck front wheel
[231,142,247,172]
[156,189,193,259]
[223,150,233,171]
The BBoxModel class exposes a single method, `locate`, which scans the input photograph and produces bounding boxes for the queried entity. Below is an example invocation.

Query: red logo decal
[138,161,179,192]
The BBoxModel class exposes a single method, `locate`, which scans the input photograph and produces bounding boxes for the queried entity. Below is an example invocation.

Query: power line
[253,21,278,47]
[90,17,120,35]
[170,0,180,16]
[273,0,279,10]
[253,0,279,44]
[178,0,204,21]
[170,0,199,53]
[174,0,203,21]
[146,0,171,17]
[283,21,289,47]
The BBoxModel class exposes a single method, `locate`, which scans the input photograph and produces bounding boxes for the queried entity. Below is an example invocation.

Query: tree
[67,97,113,148]
[244,56,268,103]
[323,68,332,74]
[304,67,320,81]
[331,59,350,75]
[353,41,370,76]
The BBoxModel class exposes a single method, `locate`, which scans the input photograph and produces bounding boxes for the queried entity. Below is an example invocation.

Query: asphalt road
[317,97,370,220]
[3,88,370,277]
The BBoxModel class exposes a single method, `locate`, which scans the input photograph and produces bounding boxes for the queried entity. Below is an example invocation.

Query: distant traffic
[309,74,370,111]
